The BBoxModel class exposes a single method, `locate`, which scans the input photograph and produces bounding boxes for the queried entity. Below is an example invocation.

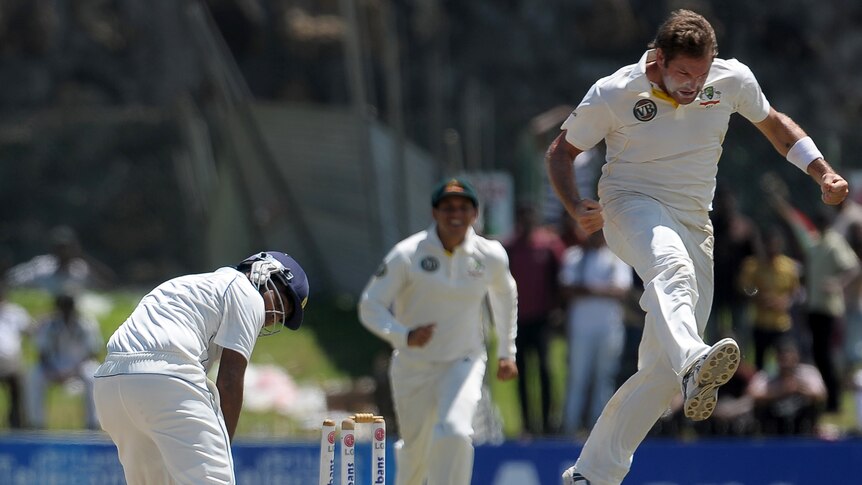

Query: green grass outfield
[2,289,856,439]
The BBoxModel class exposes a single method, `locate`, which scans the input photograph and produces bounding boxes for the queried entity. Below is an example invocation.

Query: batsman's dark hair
[649,9,718,64]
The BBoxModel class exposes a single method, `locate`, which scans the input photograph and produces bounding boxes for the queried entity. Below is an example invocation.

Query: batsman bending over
[94,251,309,484]
[547,9,849,485]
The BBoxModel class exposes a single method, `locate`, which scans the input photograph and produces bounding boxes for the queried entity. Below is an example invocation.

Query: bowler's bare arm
[545,131,604,234]
[754,108,849,205]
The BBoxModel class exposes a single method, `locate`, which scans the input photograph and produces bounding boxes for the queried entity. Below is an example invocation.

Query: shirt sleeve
[214,278,264,362]
[731,59,771,123]
[561,83,616,151]
[486,244,518,360]
[358,249,412,349]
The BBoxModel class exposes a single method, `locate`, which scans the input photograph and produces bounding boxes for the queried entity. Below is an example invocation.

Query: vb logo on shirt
[633,99,657,121]
[420,256,439,272]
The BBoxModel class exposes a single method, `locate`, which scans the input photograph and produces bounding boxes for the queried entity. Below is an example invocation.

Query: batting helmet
[237,251,309,332]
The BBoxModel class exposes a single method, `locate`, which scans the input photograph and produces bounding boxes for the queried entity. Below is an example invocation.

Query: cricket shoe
[562,467,591,484]
[682,337,740,421]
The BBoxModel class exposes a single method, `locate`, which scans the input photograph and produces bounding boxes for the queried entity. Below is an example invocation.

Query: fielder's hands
[820,172,849,206]
[570,199,604,234]
[496,358,518,381]
[407,323,435,347]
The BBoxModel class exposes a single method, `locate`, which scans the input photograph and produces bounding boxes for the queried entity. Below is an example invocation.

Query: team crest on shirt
[699,86,721,107]
[467,257,485,277]
[633,99,657,121]
[420,256,439,272]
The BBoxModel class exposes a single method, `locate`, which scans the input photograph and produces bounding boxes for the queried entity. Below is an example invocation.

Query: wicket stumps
[319,413,386,485]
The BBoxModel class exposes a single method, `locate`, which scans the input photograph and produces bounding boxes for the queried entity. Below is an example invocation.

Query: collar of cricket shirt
[625,49,655,94]
[427,223,478,256]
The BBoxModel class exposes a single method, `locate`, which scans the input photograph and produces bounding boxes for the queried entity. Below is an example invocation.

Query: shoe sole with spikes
[683,338,740,421]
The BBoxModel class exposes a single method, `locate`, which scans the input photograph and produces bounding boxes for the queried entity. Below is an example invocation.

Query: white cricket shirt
[95,267,265,390]
[562,49,771,213]
[359,224,518,363]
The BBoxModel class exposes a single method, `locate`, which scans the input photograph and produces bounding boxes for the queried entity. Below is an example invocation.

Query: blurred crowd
[502,177,862,441]
[0,226,110,430]
[4,0,862,286]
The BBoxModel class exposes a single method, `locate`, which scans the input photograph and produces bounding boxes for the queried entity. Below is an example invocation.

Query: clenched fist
[496,358,518,381]
[570,199,604,235]
[407,323,435,347]
[820,172,849,206]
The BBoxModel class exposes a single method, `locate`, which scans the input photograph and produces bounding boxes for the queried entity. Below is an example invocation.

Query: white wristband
[786,136,823,173]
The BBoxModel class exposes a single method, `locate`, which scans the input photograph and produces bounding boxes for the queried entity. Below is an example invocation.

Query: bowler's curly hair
[648,9,718,65]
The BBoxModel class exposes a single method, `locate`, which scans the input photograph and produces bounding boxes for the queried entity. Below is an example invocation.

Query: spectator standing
[805,208,860,412]
[559,230,632,434]
[504,202,565,436]
[0,282,31,428]
[748,338,827,435]
[738,227,801,370]
[27,291,103,429]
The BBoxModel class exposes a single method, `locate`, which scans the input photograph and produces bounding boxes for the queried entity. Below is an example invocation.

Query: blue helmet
[237,251,309,332]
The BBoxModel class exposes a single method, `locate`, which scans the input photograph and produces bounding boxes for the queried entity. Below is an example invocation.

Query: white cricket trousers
[390,352,486,485]
[94,374,235,485]
[574,194,713,485]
